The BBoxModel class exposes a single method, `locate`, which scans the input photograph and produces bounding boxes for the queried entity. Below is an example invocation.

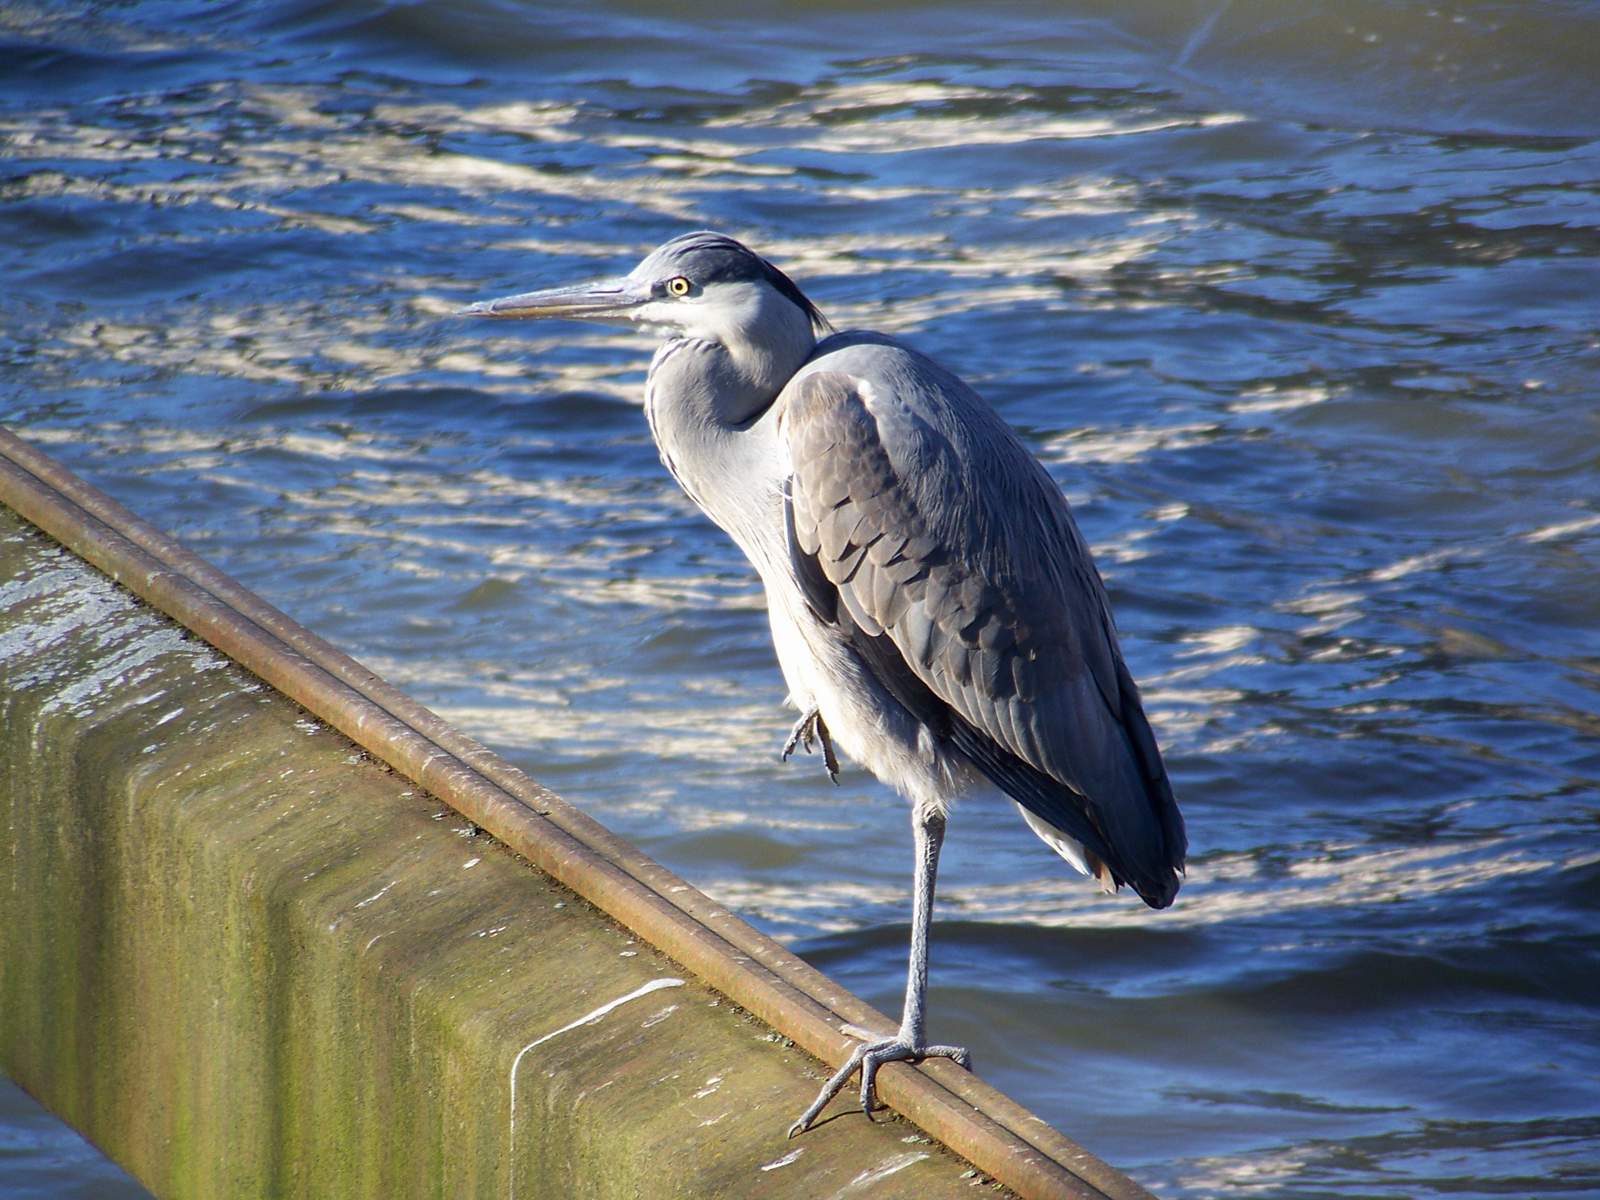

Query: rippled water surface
[4,2,1599,1195]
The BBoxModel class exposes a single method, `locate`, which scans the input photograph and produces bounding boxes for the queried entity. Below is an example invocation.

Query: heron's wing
[781,363,1184,906]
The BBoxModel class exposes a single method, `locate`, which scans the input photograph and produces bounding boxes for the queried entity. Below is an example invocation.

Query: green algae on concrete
[0,506,1003,1199]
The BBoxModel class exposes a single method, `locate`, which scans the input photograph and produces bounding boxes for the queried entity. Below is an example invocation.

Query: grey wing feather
[781,348,1184,907]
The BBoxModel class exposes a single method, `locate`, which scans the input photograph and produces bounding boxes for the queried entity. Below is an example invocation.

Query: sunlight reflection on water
[3,1,1599,1195]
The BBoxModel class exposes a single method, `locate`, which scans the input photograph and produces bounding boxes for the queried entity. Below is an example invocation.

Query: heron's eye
[666,276,692,297]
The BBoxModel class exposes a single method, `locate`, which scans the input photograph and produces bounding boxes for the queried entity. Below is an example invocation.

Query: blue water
[3,2,1598,1195]
[0,1079,147,1199]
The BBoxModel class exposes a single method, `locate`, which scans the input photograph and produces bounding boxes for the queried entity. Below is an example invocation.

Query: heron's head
[461,231,832,348]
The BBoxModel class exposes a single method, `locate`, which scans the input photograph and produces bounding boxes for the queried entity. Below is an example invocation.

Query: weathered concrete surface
[0,507,1000,1199]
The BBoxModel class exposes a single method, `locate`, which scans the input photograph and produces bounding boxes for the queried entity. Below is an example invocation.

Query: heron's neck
[644,323,813,562]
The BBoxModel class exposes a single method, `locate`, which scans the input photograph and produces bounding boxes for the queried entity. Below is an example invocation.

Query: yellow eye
[666,276,692,297]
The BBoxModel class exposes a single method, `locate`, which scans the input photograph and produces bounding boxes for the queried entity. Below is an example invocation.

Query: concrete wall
[0,506,997,1198]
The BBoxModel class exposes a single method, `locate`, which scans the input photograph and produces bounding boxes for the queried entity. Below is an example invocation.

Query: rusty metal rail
[0,425,1156,1200]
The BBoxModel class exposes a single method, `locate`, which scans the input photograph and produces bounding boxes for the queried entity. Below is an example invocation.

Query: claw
[819,723,840,783]
[780,708,840,784]
[788,1035,972,1136]
[780,710,812,761]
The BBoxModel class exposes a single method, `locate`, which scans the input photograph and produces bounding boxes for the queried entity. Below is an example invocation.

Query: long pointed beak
[457,277,645,321]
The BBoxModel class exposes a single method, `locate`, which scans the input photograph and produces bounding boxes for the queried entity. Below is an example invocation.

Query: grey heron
[463,232,1186,1135]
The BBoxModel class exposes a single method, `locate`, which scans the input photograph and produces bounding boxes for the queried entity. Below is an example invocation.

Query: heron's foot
[787,1034,972,1137]
[780,708,840,784]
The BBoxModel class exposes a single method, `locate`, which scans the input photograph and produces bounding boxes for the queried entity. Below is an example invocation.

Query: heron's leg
[780,708,840,783]
[788,807,971,1137]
